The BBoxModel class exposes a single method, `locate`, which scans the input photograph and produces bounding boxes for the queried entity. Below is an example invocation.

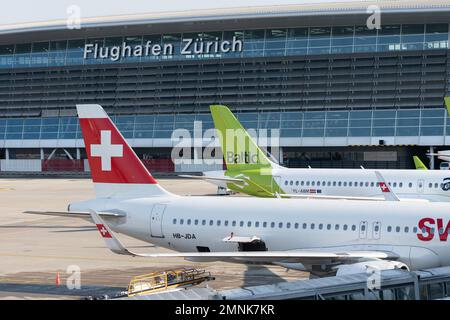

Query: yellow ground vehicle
[127,268,214,296]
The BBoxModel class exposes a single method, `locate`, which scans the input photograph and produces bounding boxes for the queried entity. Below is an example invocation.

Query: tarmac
[0,178,308,299]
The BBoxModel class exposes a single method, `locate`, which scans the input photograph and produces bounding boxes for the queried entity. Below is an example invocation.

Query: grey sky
[1,0,362,26]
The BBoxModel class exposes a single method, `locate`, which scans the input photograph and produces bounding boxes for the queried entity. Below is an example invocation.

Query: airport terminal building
[0,0,450,173]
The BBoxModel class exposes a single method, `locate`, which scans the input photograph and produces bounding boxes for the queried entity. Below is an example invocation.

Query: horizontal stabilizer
[24,210,126,218]
[178,174,245,184]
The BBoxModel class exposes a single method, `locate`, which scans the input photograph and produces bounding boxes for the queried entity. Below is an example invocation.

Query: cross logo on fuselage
[90,130,123,171]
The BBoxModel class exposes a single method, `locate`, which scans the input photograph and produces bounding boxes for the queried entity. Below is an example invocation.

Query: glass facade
[1,108,449,140]
[0,24,447,69]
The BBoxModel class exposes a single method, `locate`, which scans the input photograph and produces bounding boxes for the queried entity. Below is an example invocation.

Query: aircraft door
[359,221,368,239]
[417,179,424,193]
[372,221,381,240]
[150,204,166,238]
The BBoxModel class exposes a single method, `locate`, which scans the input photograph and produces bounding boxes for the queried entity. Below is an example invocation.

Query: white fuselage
[206,168,450,202]
[71,194,450,271]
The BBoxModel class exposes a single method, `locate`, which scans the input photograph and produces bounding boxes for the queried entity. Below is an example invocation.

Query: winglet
[374,171,400,201]
[413,156,428,170]
[88,209,134,256]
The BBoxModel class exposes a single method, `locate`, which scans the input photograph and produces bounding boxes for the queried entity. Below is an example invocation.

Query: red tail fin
[77,104,170,197]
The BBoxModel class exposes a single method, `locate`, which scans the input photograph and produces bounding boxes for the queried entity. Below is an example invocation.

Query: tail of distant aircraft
[413,156,428,170]
[77,104,171,198]
[445,97,450,116]
[210,105,277,171]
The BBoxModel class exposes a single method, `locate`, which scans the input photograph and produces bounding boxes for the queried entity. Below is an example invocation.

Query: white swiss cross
[90,130,123,171]
[100,225,108,236]
[380,183,389,192]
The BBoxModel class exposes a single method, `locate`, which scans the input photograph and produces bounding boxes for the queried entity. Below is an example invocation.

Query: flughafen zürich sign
[83,36,243,61]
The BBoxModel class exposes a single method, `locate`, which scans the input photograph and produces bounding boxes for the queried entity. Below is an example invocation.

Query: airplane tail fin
[413,156,428,170]
[445,97,450,116]
[76,104,171,198]
[210,105,275,171]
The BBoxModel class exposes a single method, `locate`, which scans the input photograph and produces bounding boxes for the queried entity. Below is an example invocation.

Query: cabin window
[312,181,315,186]
[271,222,275,228]
[247,221,252,227]
[335,224,340,230]
[349,182,353,187]
[202,219,206,226]
[333,181,337,186]
[351,225,356,231]
[399,182,403,188]
[393,182,397,188]
[311,223,315,230]
[209,220,213,226]
[301,181,305,186]
[278,222,283,228]
[285,180,288,186]
[255,221,260,227]
[387,226,392,232]
[306,181,310,186]
[374,225,380,232]
[364,182,368,187]
[413,227,418,233]
[290,181,294,186]
[295,223,299,229]
[224,220,228,226]
[371,182,375,187]
[317,181,321,186]
[173,218,177,224]
[322,181,326,186]
[327,224,331,230]
[240,221,244,227]
[395,226,400,232]
[354,181,358,187]
[338,182,342,187]
[194,219,198,225]
[429,183,433,188]
[287,222,291,229]
[263,222,267,228]
[303,223,307,229]
[404,226,409,233]
[187,219,191,225]
[343,182,347,187]
[360,182,364,187]
[343,224,348,231]
[217,220,221,226]
[435,183,439,188]
[409,182,413,188]
[327,181,331,186]
[180,219,184,225]
[319,223,323,230]
[295,181,299,186]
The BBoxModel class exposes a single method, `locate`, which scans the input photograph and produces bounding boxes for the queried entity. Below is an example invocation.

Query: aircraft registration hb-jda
[26,104,450,277]
[185,105,450,202]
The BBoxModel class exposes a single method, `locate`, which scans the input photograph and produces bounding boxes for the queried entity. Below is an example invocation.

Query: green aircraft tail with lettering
[209,105,283,197]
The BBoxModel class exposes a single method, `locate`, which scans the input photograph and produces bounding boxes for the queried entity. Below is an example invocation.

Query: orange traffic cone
[55,272,61,286]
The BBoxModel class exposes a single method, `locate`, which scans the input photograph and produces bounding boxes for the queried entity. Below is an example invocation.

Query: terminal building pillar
[76,148,80,160]
[429,146,435,170]
[40,148,44,160]
[5,148,9,160]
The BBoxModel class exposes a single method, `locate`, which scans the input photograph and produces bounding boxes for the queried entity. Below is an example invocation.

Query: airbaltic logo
[83,36,243,61]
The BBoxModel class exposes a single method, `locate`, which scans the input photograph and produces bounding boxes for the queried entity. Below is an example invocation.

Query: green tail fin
[445,97,450,116]
[413,156,428,170]
[210,105,272,170]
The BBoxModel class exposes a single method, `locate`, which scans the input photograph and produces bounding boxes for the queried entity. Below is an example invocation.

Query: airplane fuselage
[70,195,450,272]
[205,168,450,201]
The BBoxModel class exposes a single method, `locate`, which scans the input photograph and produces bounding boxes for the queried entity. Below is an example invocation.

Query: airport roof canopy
[1,0,450,44]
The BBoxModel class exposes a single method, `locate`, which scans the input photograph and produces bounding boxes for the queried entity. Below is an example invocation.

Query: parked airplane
[184,105,450,202]
[26,104,450,277]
